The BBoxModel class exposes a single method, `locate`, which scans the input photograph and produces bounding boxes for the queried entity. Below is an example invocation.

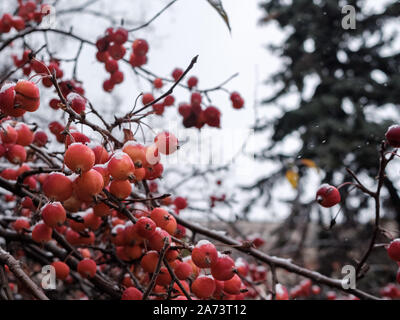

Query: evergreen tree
[251,0,400,227]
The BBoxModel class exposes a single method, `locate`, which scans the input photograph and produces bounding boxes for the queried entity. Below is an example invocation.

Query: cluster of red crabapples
[11,48,86,113]
[95,26,152,92]
[0,107,270,300]
[0,79,40,117]
[0,1,50,34]
[13,50,65,87]
[151,68,245,130]
[94,28,246,130]
[140,67,245,130]
[95,28,130,92]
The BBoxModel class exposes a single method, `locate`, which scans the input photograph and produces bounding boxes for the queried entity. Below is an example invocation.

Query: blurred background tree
[245,0,400,289]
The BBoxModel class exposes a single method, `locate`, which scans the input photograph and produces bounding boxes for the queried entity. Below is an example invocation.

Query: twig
[163,258,192,300]
[0,247,49,300]
[142,239,170,300]
[356,142,394,277]
[128,0,179,32]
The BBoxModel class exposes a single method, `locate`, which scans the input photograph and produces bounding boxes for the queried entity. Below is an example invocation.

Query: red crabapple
[172,68,183,81]
[192,240,218,268]
[164,95,175,106]
[96,37,109,52]
[111,28,128,45]
[175,224,186,239]
[49,121,64,135]
[156,267,172,286]
[42,173,73,202]
[92,145,109,164]
[191,92,202,106]
[15,123,33,146]
[14,80,40,112]
[135,216,156,239]
[204,106,221,128]
[32,223,53,243]
[142,93,154,105]
[153,78,163,89]
[153,103,165,115]
[52,261,70,280]
[1,168,18,180]
[387,239,400,261]
[111,70,124,84]
[150,208,177,235]
[63,195,82,213]
[21,196,34,209]
[174,262,193,280]
[235,257,249,277]
[386,125,400,148]
[129,53,147,67]
[109,179,132,199]
[174,197,187,210]
[178,103,192,118]
[122,141,147,168]
[0,144,5,158]
[326,291,337,300]
[223,274,242,294]
[154,132,179,155]
[11,16,25,31]
[311,285,321,295]
[1,125,17,144]
[124,223,143,245]
[149,228,171,251]
[110,225,126,246]
[73,169,104,202]
[41,202,66,228]
[65,132,90,146]
[67,93,86,114]
[173,282,191,298]
[77,259,97,278]
[6,144,26,164]
[210,254,235,281]
[132,39,149,56]
[145,163,164,180]
[191,275,216,299]
[107,152,135,180]
[48,62,63,79]
[316,184,341,208]
[123,244,142,260]
[108,44,126,60]
[105,59,119,73]
[12,218,30,232]
[64,143,95,173]
[121,287,142,300]
[83,212,103,231]
[103,79,114,92]
[96,51,109,63]
[187,76,198,89]
[93,165,110,186]
[140,250,159,273]
[230,92,244,109]
[0,83,26,117]
[276,284,289,300]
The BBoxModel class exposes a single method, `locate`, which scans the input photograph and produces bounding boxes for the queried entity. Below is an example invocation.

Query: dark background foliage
[242,0,400,291]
